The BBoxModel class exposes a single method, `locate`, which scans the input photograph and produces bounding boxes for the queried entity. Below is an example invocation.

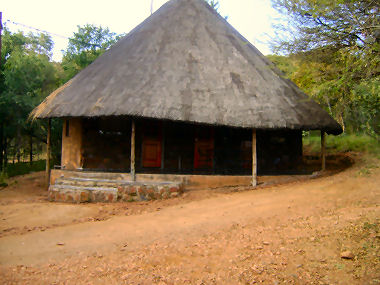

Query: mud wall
[61,118,83,170]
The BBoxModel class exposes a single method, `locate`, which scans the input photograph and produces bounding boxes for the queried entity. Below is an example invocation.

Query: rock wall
[48,181,183,203]
[117,184,182,202]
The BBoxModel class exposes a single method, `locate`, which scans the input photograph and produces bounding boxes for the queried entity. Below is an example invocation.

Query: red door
[241,140,252,169]
[194,128,214,170]
[142,121,162,168]
[142,138,161,167]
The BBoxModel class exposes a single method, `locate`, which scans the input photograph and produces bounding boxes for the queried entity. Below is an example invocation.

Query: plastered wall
[61,118,83,170]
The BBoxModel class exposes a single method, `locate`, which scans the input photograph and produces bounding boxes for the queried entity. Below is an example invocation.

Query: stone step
[50,184,118,192]
[48,184,118,203]
[49,172,184,203]
[55,177,178,188]
[55,177,131,188]
[65,171,130,181]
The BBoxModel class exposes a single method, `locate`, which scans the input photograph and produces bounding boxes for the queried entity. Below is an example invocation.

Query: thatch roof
[31,0,342,134]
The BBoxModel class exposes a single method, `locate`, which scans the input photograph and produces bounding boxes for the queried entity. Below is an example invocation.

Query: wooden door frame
[141,121,163,168]
[194,128,215,170]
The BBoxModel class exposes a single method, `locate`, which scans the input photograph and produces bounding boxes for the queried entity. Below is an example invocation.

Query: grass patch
[3,160,46,178]
[0,171,8,187]
[303,133,380,157]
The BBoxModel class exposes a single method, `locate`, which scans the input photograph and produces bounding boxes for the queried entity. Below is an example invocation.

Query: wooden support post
[45,118,51,188]
[321,130,326,171]
[0,122,3,171]
[161,122,165,172]
[252,129,257,187]
[130,120,136,181]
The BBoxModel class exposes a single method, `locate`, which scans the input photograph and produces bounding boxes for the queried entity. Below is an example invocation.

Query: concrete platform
[50,169,253,189]
[48,172,183,203]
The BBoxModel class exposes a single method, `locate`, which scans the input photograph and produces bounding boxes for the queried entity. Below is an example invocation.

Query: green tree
[271,0,379,54]
[61,24,123,82]
[0,28,60,170]
[270,0,379,136]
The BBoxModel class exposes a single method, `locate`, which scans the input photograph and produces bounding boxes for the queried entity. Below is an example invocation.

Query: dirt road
[0,153,379,284]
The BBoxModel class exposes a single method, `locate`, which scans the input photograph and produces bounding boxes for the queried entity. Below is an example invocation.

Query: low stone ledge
[48,182,183,203]
[117,182,183,202]
[48,187,118,203]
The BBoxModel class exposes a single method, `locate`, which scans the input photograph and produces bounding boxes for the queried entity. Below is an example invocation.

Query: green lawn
[0,160,47,187]
[303,133,380,158]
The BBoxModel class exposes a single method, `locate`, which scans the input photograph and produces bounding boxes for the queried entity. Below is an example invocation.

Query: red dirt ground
[0,152,379,284]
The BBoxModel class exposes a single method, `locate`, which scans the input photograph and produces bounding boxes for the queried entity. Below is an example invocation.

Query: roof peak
[31,0,342,134]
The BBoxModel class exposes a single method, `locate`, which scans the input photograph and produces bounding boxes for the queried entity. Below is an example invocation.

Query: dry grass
[29,80,72,120]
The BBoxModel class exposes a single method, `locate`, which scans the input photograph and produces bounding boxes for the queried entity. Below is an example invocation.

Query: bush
[4,160,46,178]
[0,171,8,187]
[303,133,380,157]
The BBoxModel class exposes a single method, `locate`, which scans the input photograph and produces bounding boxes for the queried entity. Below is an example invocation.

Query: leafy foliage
[0,28,61,172]
[0,24,123,177]
[270,0,379,136]
[303,133,380,157]
[5,159,46,178]
[61,24,124,82]
[271,0,379,53]
[0,171,8,187]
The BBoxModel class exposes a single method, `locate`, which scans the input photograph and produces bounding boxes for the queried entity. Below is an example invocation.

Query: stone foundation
[117,183,182,202]
[50,169,252,188]
[48,187,118,203]
[48,178,183,203]
[47,169,253,203]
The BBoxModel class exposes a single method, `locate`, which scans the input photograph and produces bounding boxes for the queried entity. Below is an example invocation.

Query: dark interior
[81,117,303,175]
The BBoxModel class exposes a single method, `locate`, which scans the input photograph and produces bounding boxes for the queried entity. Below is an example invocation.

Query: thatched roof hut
[31,0,342,135]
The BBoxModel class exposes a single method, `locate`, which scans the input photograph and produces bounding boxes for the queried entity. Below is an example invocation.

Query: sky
[2,0,280,61]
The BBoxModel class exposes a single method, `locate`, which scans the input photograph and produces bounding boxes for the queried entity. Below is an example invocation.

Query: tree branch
[314,17,366,45]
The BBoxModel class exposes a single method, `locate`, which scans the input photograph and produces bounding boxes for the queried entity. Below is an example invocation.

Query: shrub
[0,171,8,187]
[303,133,380,158]
[4,160,46,178]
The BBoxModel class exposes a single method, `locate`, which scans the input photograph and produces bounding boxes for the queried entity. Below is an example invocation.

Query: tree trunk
[45,119,51,188]
[3,137,7,169]
[16,128,21,163]
[130,120,136,181]
[339,113,345,133]
[252,129,257,187]
[324,95,332,115]
[0,123,3,171]
[29,134,33,165]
